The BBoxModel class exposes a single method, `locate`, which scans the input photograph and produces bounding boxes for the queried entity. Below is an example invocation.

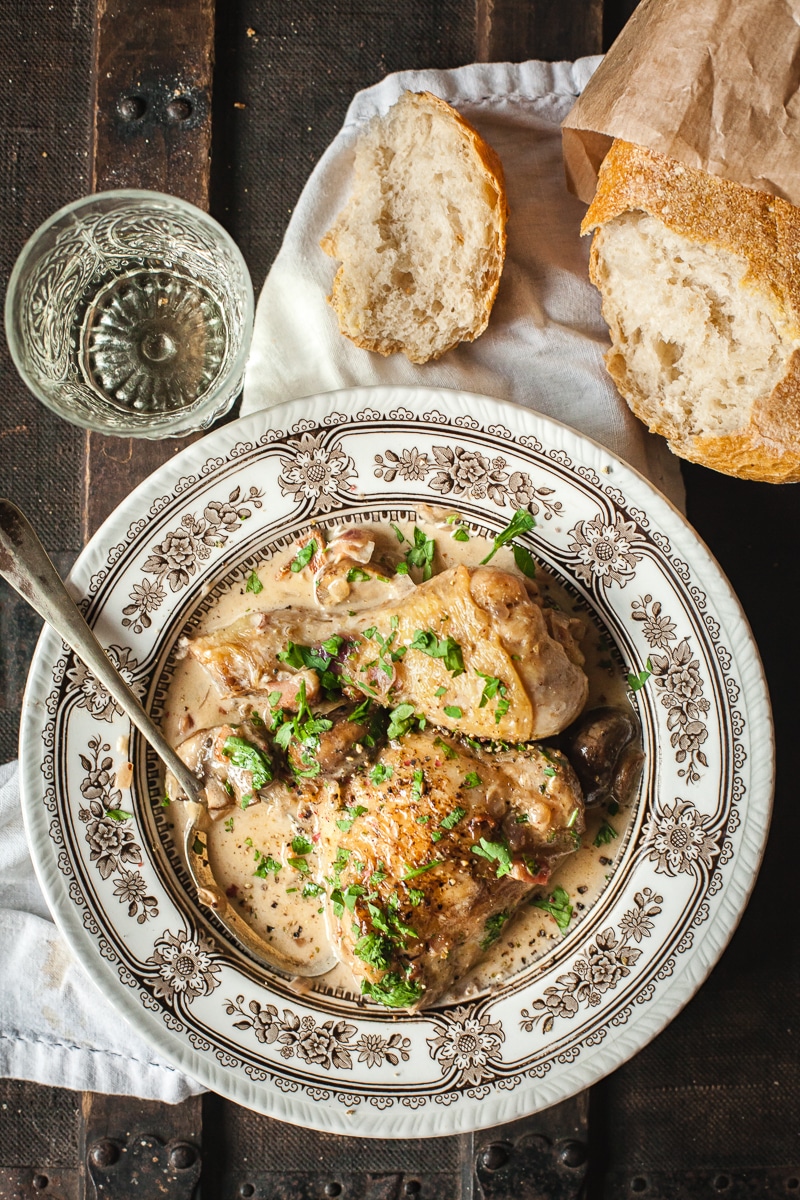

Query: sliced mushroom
[560,706,644,808]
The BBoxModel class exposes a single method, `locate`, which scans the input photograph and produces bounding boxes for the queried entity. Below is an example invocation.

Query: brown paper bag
[563,0,800,206]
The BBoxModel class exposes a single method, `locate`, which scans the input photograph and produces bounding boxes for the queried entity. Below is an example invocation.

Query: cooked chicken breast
[314,729,584,1010]
[188,566,588,741]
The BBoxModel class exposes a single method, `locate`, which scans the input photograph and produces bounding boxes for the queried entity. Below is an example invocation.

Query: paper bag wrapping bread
[561,0,800,481]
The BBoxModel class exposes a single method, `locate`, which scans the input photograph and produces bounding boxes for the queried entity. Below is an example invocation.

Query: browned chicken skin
[313,730,584,1010]
[173,562,594,1009]
[188,565,588,741]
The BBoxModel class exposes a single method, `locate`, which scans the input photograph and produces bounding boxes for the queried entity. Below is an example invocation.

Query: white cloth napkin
[0,761,205,1100]
[242,58,685,509]
[2,60,685,1105]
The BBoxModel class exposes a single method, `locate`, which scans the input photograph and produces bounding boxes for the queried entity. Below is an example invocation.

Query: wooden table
[1,1,798,1196]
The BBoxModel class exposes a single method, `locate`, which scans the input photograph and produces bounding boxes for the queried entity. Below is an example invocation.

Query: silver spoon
[0,497,335,979]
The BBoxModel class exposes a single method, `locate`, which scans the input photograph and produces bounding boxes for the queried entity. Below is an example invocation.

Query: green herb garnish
[434,737,457,760]
[360,973,423,1009]
[480,508,536,565]
[462,772,481,790]
[354,932,393,970]
[222,735,273,789]
[593,820,618,847]
[347,567,371,583]
[404,527,436,581]
[411,769,424,800]
[440,806,466,830]
[370,762,393,785]
[443,705,462,720]
[245,570,264,593]
[471,837,512,877]
[513,544,537,578]
[291,834,313,855]
[402,860,444,879]
[336,805,368,832]
[410,629,465,676]
[290,539,318,573]
[480,910,510,950]
[253,852,282,878]
[627,658,653,691]
[531,885,573,932]
[105,808,132,822]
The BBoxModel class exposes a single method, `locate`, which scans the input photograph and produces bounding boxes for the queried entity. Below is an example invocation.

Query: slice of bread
[321,90,508,365]
[582,139,800,482]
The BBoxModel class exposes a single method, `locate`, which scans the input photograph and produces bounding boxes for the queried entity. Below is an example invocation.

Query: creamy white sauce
[160,515,637,1003]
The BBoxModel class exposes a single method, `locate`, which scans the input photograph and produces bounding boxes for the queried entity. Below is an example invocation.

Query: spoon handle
[0,497,202,803]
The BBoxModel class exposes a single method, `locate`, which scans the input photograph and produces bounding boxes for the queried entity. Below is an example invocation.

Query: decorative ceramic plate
[20,387,773,1136]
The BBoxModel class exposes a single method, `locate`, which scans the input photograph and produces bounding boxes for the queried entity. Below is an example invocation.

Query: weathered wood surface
[83,0,215,541]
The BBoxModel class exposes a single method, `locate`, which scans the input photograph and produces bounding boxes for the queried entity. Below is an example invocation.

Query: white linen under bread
[242,58,685,509]
[1,59,684,1105]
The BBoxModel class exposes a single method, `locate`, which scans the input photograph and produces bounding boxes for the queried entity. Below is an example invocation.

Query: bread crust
[322,90,508,364]
[583,139,800,482]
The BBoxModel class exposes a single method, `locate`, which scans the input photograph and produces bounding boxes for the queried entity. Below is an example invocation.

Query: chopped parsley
[360,972,423,1009]
[302,881,325,898]
[349,696,373,724]
[513,544,537,578]
[411,769,424,800]
[106,808,132,822]
[434,685,447,697]
[475,670,509,724]
[402,860,444,879]
[434,736,457,760]
[407,888,425,906]
[221,735,273,789]
[275,641,343,695]
[192,835,205,856]
[347,567,371,583]
[253,851,281,878]
[404,527,436,581]
[224,816,234,832]
[480,508,536,565]
[443,705,462,720]
[245,570,264,593]
[462,772,481,789]
[471,837,513,877]
[287,856,311,874]
[354,932,393,970]
[627,658,653,691]
[330,882,364,919]
[336,805,368,832]
[409,630,465,676]
[593,820,618,847]
[387,702,417,740]
[440,806,466,829]
[291,834,313,855]
[452,527,470,542]
[531,885,573,932]
[290,539,317,573]
[321,634,344,656]
[370,762,393,785]
[390,523,405,543]
[480,910,510,950]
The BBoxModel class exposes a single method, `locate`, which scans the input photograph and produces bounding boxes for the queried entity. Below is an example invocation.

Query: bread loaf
[321,90,508,365]
[582,139,800,483]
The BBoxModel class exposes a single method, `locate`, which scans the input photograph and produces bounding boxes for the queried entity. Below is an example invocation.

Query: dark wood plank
[83,0,215,541]
[476,0,603,62]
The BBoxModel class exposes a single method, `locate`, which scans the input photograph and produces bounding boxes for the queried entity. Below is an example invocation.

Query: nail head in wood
[118,95,146,121]
[166,96,193,122]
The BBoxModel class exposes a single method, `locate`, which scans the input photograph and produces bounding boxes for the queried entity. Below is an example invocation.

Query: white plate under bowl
[20,387,773,1136]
